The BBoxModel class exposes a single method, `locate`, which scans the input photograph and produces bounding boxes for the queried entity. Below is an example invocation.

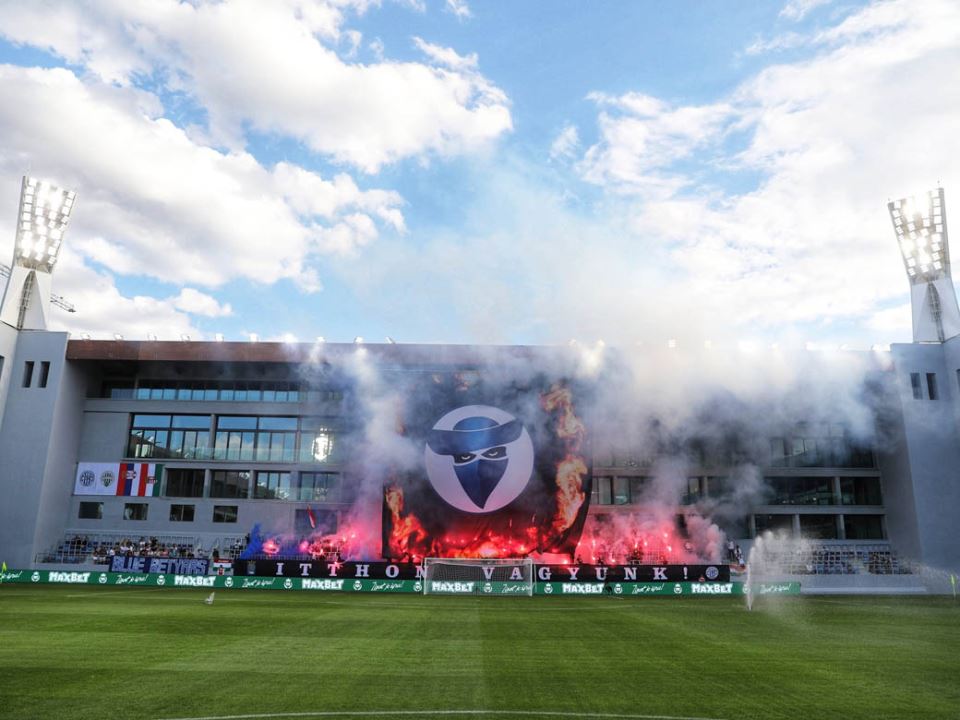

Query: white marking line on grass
[158,712,727,720]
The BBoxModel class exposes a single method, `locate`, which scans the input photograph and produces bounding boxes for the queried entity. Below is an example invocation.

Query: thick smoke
[248,338,891,564]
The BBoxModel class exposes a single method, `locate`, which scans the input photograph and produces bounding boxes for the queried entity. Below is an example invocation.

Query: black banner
[242,560,424,580]
[240,560,727,583]
[109,556,209,575]
[535,564,729,582]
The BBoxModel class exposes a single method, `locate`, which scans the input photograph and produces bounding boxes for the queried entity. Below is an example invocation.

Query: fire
[541,385,586,451]
[552,454,588,534]
[541,383,589,538]
[385,485,428,559]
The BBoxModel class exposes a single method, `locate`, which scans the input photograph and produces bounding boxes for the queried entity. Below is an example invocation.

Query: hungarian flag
[306,506,317,529]
[116,463,163,497]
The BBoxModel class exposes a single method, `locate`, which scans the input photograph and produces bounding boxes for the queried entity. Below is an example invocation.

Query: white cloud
[47,250,204,340]
[413,36,478,70]
[780,0,833,22]
[579,92,734,197]
[570,0,960,339]
[0,0,512,172]
[0,65,404,296]
[445,0,471,20]
[549,125,580,162]
[172,288,233,317]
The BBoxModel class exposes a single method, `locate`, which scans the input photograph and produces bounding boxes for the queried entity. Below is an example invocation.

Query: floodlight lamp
[386,336,396,344]
[215,333,225,342]
[81,332,91,340]
[354,336,364,344]
[113,333,123,341]
[249,333,259,343]
[889,188,950,285]
[180,334,191,342]
[315,336,326,344]
[147,333,158,341]
[13,176,76,273]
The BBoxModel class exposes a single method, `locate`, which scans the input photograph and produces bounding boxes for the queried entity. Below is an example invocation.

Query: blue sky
[0,0,957,348]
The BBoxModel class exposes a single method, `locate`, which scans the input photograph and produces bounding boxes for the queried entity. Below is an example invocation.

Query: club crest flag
[74,462,162,496]
[381,373,593,560]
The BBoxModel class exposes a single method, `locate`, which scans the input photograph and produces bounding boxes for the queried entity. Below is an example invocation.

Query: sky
[0,0,957,348]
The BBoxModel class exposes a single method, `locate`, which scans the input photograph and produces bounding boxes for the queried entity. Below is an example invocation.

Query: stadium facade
[0,180,957,576]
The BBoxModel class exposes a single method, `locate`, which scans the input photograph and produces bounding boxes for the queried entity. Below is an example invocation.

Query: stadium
[0,176,958,720]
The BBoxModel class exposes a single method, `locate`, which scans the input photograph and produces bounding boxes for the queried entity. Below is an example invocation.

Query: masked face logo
[425,405,534,513]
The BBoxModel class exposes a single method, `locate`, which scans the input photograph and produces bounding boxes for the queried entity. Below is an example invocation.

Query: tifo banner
[74,462,162,496]
[110,556,209,575]
[0,569,800,596]
[535,564,730,583]
[382,375,593,560]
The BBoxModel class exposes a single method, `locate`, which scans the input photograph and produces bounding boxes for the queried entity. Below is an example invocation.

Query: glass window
[799,514,839,539]
[299,472,340,502]
[39,361,50,388]
[612,477,630,505]
[926,373,938,400]
[133,414,172,427]
[764,477,834,505]
[210,470,250,499]
[103,381,134,399]
[213,505,238,523]
[217,416,258,430]
[844,514,885,540]
[910,372,922,399]
[254,471,292,500]
[839,477,882,505]
[123,503,148,521]
[302,430,336,463]
[681,477,702,505]
[78,502,102,520]
[172,415,210,429]
[170,504,195,522]
[629,477,648,503]
[165,469,205,497]
[754,514,794,536]
[22,361,34,388]
[258,416,297,431]
[591,476,612,505]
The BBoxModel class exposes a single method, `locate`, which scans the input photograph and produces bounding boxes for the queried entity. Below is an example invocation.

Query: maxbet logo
[691,583,733,595]
[561,583,604,594]
[174,575,216,588]
[49,571,90,584]
[430,581,475,593]
[302,579,345,591]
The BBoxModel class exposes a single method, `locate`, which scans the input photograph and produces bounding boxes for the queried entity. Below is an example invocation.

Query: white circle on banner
[424,405,533,514]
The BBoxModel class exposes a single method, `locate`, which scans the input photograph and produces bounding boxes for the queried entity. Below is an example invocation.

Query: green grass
[0,586,958,720]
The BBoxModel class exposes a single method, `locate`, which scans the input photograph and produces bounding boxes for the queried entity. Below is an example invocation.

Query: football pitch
[0,586,957,720]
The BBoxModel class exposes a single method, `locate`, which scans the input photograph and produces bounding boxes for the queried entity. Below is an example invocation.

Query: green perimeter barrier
[0,570,800,596]
[539,581,801,596]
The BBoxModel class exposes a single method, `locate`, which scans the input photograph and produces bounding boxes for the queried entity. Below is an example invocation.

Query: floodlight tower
[888,188,960,343]
[0,176,76,330]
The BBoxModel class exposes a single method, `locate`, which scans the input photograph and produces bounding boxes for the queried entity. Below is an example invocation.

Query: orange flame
[541,385,586,451]
[541,384,588,537]
[385,485,428,557]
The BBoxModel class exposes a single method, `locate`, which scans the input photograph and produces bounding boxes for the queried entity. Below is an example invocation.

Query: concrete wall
[889,342,960,572]
[0,331,71,566]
